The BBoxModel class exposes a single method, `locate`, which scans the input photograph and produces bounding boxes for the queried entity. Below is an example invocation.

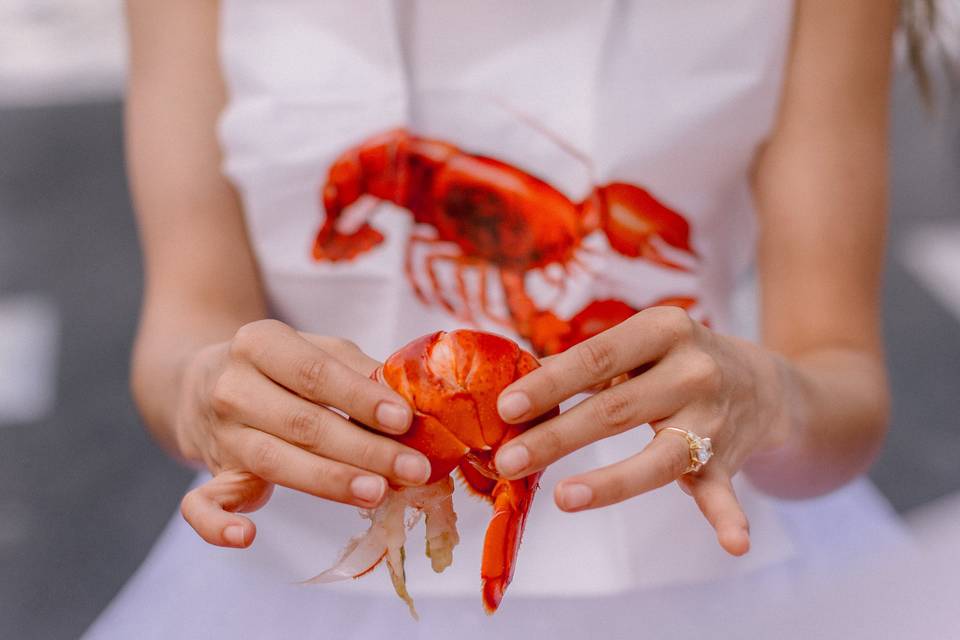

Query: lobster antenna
[489,96,600,185]
[418,89,600,183]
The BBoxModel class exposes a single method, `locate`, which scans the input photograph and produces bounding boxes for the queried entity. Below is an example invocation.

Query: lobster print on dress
[311,128,699,356]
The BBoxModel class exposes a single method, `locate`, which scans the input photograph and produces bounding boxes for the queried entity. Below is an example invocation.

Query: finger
[211,368,431,485]
[495,358,688,478]
[229,428,389,508]
[230,320,411,434]
[552,429,692,511]
[301,333,380,378]
[685,469,751,556]
[180,471,273,548]
[497,305,696,423]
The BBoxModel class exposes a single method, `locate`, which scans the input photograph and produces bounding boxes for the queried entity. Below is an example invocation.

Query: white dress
[86,1,907,637]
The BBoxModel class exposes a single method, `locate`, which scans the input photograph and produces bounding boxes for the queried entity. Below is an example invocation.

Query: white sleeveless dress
[86,2,907,637]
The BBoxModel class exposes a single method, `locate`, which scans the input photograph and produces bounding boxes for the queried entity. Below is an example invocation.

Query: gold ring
[661,427,714,474]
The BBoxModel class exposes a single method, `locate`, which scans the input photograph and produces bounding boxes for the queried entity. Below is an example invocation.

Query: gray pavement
[0,73,958,638]
[0,102,193,640]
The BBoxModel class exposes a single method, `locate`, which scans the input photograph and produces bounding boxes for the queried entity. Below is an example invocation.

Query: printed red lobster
[312,128,698,355]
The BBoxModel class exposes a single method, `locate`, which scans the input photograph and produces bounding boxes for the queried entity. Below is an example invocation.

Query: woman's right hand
[175,319,432,548]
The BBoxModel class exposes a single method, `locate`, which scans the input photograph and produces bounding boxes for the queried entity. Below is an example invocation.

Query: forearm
[741,0,895,501]
[744,344,889,499]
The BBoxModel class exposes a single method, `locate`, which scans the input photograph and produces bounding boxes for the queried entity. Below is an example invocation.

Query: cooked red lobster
[306,329,558,617]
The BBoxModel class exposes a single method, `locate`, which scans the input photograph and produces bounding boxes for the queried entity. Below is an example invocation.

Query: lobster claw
[312,139,394,262]
[312,221,384,262]
[586,183,698,271]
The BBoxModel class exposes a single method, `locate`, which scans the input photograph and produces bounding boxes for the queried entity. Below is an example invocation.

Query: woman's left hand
[493,306,792,556]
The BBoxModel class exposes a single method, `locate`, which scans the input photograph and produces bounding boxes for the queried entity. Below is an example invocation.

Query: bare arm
[490,0,899,555]
[126,0,265,455]
[126,0,428,548]
[746,0,897,497]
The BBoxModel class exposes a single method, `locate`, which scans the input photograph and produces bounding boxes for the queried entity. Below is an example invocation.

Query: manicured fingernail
[499,392,531,421]
[394,453,431,484]
[376,401,411,433]
[350,475,385,503]
[496,445,530,476]
[559,483,593,510]
[224,524,246,547]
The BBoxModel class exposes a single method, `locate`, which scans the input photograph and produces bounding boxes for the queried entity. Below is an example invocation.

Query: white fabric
[213,0,803,598]
[85,478,907,640]
[87,1,910,636]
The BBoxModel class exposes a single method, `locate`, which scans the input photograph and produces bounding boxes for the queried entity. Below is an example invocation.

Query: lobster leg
[480,474,540,613]
[405,232,433,305]
[499,270,571,357]
[304,478,460,621]
[451,258,477,325]
[424,251,465,319]
[477,265,514,329]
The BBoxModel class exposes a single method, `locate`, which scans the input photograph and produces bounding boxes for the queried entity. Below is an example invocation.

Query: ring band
[661,427,714,474]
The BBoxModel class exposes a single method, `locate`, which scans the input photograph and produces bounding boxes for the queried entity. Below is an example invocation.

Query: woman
[87,0,909,637]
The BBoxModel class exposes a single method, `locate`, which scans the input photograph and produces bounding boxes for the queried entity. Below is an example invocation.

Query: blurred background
[0,1,958,638]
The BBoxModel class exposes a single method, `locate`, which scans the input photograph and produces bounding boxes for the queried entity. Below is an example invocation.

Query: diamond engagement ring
[661,427,714,474]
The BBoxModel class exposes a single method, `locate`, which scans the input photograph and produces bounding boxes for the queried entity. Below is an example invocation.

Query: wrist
[763,353,809,454]
[738,340,807,457]
[173,342,227,464]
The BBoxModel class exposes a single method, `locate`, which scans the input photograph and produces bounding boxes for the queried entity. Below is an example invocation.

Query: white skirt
[83,477,907,640]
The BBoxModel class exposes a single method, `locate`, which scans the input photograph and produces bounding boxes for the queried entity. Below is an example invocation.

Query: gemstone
[695,438,713,464]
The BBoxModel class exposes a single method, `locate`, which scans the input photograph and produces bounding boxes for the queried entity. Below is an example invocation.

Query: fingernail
[499,392,531,421]
[376,401,411,433]
[496,445,530,476]
[559,483,593,510]
[350,475,386,503]
[394,453,431,484]
[224,524,246,547]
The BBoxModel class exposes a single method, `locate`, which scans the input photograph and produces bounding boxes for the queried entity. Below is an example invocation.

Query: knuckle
[576,338,616,379]
[354,437,385,471]
[686,351,722,391]
[286,409,327,449]
[179,490,198,520]
[250,440,280,477]
[727,507,748,529]
[650,439,688,480]
[535,427,567,462]
[593,388,634,431]
[657,305,694,342]
[314,461,350,495]
[332,337,360,352]
[208,423,230,454]
[209,372,240,418]
[230,320,277,360]
[664,443,691,477]
[527,367,559,403]
[310,335,359,354]
[601,475,630,504]
[296,356,329,399]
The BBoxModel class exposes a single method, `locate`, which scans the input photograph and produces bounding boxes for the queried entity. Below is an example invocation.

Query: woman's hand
[494,306,793,556]
[175,320,432,549]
